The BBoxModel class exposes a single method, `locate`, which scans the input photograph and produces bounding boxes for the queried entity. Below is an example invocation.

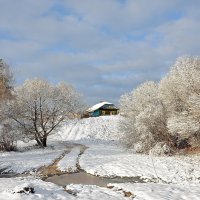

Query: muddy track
[39,143,88,178]
[39,150,70,178]
[76,145,88,171]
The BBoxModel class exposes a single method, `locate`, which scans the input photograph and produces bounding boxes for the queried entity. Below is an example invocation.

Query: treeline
[1,56,200,154]
[0,59,83,151]
[119,56,200,155]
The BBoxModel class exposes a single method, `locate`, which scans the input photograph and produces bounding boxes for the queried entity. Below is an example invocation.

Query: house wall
[90,109,119,117]
[100,109,118,116]
[91,109,100,117]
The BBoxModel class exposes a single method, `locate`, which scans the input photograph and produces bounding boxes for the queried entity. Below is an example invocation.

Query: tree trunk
[35,136,47,147]
[42,137,47,147]
[35,138,44,147]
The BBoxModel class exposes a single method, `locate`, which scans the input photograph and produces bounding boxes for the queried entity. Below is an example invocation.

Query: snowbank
[66,184,126,200]
[109,183,200,200]
[0,177,72,200]
[0,177,127,200]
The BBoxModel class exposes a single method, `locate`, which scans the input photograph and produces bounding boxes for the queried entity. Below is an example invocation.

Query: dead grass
[180,147,200,155]
[107,185,135,198]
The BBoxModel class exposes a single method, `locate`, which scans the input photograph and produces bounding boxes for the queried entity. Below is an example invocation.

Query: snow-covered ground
[0,177,71,200]
[1,177,200,200]
[80,143,200,183]
[54,116,200,184]
[0,177,129,200]
[54,115,121,143]
[0,144,65,174]
[57,146,81,173]
[1,116,200,199]
[109,182,200,200]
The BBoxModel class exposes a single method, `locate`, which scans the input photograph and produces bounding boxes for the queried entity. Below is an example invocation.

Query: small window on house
[102,110,106,115]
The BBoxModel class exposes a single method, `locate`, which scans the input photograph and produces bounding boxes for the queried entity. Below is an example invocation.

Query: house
[86,101,119,117]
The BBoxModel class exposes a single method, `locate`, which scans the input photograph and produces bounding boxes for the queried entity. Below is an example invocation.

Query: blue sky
[0,0,200,105]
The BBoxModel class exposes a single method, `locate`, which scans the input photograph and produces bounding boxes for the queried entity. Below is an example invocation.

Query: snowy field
[0,143,66,174]
[54,116,121,143]
[80,143,200,183]
[1,116,200,199]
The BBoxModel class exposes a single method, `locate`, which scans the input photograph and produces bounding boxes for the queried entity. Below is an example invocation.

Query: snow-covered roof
[86,102,113,112]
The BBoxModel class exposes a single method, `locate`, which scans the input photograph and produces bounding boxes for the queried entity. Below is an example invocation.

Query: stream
[45,172,148,187]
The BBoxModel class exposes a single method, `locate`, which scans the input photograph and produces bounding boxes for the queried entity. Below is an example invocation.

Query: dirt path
[76,145,88,171]
[39,143,87,178]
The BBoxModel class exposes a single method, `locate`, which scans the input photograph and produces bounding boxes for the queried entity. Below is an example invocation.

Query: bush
[119,81,173,153]
[119,56,200,154]
[149,142,175,156]
[0,123,17,151]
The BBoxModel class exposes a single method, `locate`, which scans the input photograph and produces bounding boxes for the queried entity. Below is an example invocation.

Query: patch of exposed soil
[38,150,70,177]
[180,147,200,155]
[107,185,135,198]
[39,144,87,178]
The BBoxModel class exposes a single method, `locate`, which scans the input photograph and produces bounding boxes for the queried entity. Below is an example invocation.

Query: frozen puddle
[45,172,149,187]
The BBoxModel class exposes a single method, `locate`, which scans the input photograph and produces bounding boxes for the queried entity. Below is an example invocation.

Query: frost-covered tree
[167,113,199,139]
[160,56,200,146]
[0,119,17,151]
[0,59,15,151]
[167,112,199,148]
[7,78,83,147]
[120,56,200,153]
[119,81,172,154]
[0,59,13,100]
[159,56,200,113]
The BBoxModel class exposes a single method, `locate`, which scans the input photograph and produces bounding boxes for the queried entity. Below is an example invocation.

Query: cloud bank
[0,0,200,105]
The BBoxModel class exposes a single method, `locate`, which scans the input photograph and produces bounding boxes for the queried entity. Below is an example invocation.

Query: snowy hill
[53,116,121,143]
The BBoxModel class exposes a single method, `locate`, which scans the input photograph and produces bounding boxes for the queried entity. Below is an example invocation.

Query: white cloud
[0,0,199,104]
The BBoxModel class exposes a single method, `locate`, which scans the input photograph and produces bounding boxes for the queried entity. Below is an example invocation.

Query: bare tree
[7,78,83,147]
